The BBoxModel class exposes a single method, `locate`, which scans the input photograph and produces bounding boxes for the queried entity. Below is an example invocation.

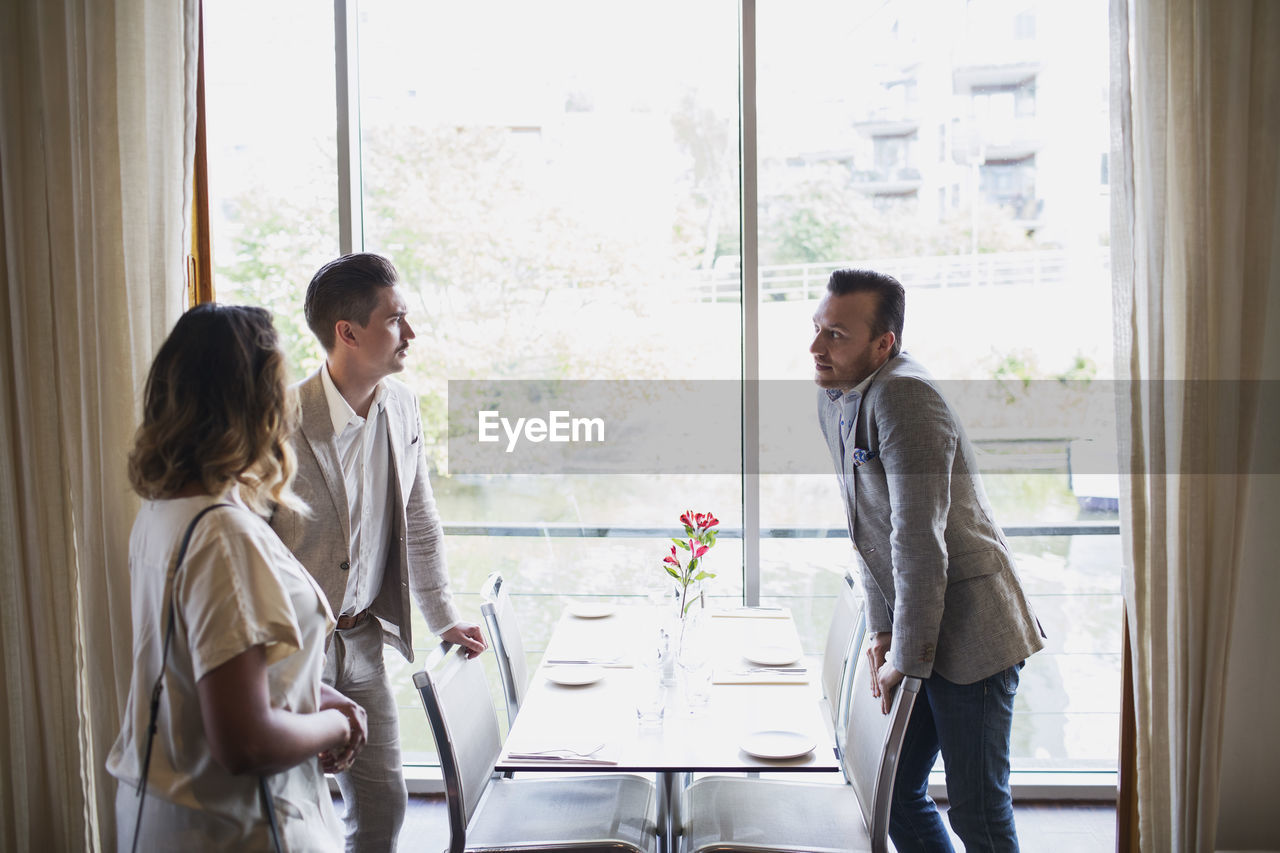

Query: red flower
[693,544,708,558]
[680,510,694,528]
[664,545,681,566]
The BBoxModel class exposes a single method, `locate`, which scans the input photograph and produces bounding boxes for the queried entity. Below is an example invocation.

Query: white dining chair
[679,632,921,853]
[820,571,867,737]
[479,571,529,727]
[414,642,660,853]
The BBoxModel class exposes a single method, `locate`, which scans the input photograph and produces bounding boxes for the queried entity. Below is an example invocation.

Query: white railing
[695,248,1109,302]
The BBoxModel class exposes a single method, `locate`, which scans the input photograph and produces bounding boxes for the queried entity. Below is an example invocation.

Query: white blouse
[108,492,341,851]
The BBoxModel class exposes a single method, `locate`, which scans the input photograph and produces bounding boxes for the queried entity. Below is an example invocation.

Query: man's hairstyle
[127,303,305,515]
[827,268,905,356]
[304,252,399,351]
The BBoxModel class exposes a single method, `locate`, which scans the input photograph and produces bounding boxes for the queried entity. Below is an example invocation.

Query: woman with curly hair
[108,304,366,851]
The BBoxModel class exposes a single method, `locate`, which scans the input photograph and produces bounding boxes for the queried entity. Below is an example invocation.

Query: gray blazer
[270,370,460,662]
[817,352,1044,683]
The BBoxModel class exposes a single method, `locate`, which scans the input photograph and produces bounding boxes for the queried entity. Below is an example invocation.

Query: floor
[385,794,1117,852]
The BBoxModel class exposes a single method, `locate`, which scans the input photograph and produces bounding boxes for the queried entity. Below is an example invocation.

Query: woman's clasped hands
[319,685,368,774]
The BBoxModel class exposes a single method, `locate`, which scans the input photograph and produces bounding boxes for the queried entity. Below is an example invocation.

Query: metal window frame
[334,0,364,255]
[739,0,761,607]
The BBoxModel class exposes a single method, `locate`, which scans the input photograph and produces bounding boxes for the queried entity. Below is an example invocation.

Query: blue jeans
[889,663,1023,853]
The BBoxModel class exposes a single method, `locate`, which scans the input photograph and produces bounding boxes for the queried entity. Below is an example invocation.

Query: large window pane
[204,0,1121,778]
[356,0,742,759]
[204,0,339,370]
[755,0,1116,773]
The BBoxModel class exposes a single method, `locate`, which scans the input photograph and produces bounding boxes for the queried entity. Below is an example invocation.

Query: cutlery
[712,607,790,619]
[505,753,617,765]
[545,657,622,665]
[509,743,605,758]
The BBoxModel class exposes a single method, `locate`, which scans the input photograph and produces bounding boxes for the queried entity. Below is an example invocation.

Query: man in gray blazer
[812,268,1044,852]
[271,253,486,852]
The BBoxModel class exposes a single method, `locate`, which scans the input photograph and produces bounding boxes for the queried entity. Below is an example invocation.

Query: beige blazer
[817,352,1044,684]
[271,370,460,661]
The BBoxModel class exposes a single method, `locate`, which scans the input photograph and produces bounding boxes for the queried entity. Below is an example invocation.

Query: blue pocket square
[852,447,879,467]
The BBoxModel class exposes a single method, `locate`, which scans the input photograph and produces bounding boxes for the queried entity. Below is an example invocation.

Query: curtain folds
[1112,0,1280,850]
[0,1,198,849]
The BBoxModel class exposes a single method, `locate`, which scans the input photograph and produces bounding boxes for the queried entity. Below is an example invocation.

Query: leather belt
[336,609,371,631]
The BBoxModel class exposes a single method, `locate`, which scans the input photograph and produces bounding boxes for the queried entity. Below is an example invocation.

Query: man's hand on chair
[867,631,892,698]
[867,631,903,714]
[442,623,487,658]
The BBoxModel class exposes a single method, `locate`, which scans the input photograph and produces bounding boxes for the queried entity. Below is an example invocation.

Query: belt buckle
[337,610,367,631]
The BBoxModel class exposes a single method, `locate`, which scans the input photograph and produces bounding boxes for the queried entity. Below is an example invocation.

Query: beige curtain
[0,0,198,849]
[1111,0,1280,850]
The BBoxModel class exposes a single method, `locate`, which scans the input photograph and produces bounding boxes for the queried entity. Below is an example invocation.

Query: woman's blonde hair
[128,304,307,516]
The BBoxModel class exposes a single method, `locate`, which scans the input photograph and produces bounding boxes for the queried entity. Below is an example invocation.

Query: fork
[509,742,605,758]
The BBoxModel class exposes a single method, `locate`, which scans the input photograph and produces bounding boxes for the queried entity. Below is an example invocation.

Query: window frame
[317,0,1120,799]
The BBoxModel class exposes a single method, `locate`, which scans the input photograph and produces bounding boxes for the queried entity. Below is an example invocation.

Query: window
[873,134,918,174]
[981,155,1037,211]
[204,0,337,376]
[206,0,1117,781]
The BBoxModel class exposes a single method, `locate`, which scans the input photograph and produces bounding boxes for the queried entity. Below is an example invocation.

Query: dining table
[495,601,841,853]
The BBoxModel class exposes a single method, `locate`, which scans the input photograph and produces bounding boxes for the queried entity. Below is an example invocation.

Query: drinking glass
[635,637,667,726]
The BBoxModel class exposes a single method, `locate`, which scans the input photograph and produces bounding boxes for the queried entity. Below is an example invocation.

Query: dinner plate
[567,601,616,619]
[544,665,606,686]
[743,644,801,666]
[740,729,816,760]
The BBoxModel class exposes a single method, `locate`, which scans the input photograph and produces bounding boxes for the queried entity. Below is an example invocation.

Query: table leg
[656,771,679,853]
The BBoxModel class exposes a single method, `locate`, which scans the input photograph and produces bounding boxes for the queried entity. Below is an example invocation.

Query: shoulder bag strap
[130,502,232,853]
[259,776,284,853]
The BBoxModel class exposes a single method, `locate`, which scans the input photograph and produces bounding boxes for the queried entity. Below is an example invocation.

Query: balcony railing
[696,248,1108,302]
[442,521,1119,539]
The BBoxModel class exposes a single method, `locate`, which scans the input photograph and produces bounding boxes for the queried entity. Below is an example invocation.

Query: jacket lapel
[383,392,405,503]
[298,371,351,548]
[819,390,857,529]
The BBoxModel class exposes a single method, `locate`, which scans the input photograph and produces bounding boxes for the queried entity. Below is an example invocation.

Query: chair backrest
[479,571,528,726]
[840,639,922,853]
[822,571,867,732]
[413,643,503,853]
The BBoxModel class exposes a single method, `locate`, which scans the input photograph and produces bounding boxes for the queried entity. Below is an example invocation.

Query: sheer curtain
[0,0,197,849]
[1111,0,1280,849]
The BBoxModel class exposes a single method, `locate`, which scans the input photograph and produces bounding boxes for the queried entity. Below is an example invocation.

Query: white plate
[740,729,816,760]
[544,665,606,686]
[743,645,801,666]
[567,601,616,619]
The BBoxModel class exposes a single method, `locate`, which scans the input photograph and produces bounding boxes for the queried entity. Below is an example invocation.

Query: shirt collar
[824,362,886,403]
[320,362,387,436]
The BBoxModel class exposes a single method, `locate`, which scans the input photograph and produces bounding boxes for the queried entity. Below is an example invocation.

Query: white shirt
[107,492,340,850]
[826,362,886,449]
[321,363,394,617]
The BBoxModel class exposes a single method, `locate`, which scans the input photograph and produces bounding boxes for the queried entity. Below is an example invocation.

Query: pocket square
[851,447,879,467]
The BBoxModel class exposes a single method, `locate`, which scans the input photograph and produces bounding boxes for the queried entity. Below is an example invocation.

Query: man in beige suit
[271,253,486,852]
[812,269,1043,853]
